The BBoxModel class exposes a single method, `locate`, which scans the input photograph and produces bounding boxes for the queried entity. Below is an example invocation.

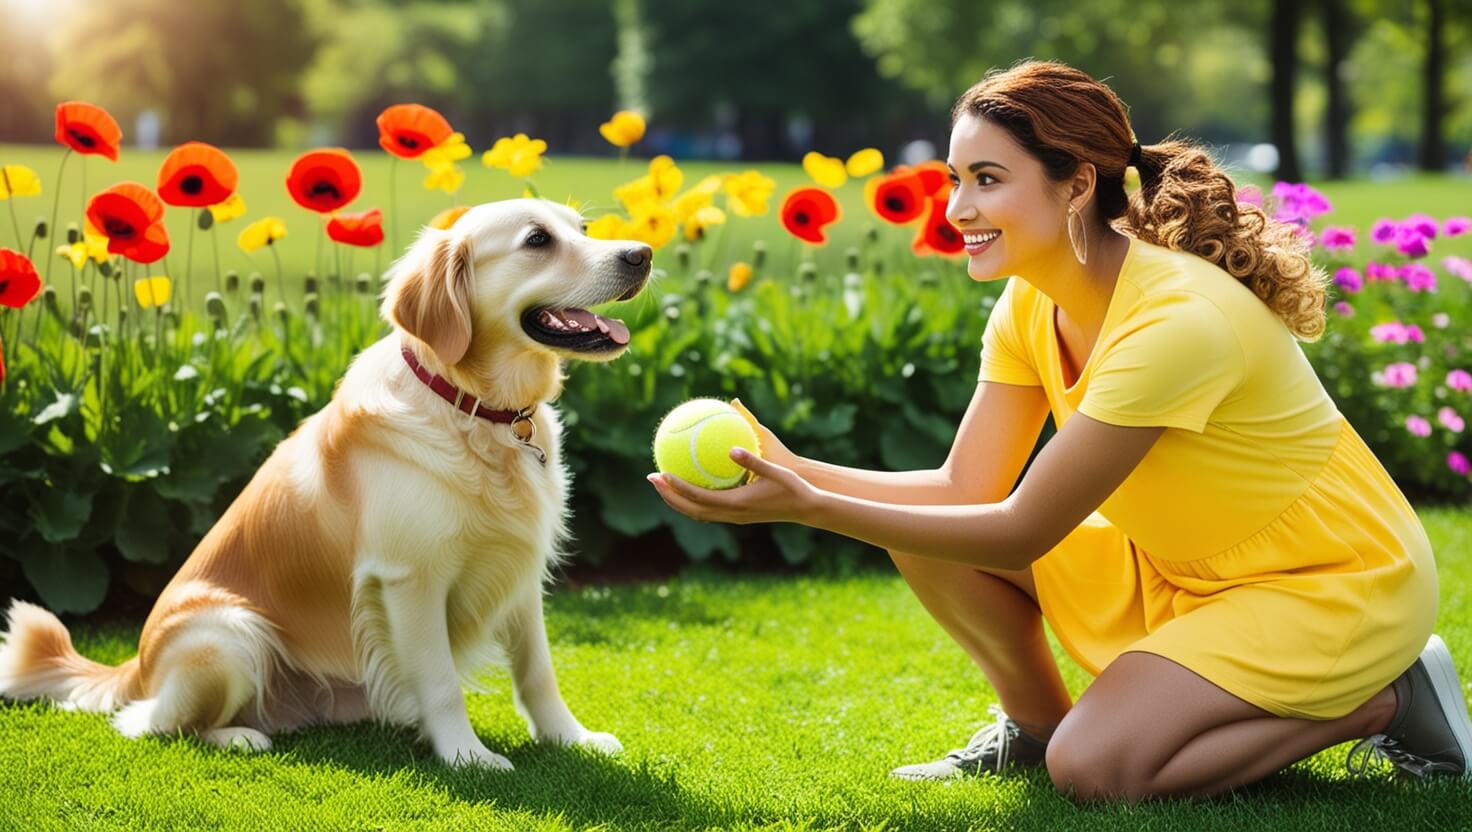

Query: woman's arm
[792,381,1052,505]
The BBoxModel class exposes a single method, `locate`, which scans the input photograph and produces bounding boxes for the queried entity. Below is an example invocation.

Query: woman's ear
[1068,161,1099,214]
[386,232,475,366]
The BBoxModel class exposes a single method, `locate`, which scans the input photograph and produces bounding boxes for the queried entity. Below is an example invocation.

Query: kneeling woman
[646,60,1471,801]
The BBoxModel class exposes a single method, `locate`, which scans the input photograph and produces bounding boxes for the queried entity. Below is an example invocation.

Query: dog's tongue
[563,309,630,345]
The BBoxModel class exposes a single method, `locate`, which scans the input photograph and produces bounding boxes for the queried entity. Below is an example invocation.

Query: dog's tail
[0,600,142,712]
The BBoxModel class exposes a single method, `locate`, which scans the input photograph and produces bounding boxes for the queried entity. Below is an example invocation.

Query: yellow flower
[0,164,41,200]
[423,163,465,194]
[648,156,683,201]
[420,132,471,169]
[208,193,247,223]
[671,188,713,225]
[482,134,547,178]
[727,261,753,292]
[133,276,172,309]
[429,205,470,231]
[724,171,776,217]
[238,217,287,253]
[59,219,113,267]
[599,111,646,148]
[614,176,660,214]
[845,148,884,177]
[802,152,848,189]
[683,205,726,241]
[57,243,87,270]
[586,214,629,240]
[626,205,676,250]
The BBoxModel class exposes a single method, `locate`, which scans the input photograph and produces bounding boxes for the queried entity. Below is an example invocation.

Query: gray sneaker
[890,705,1050,781]
[1346,634,1472,779]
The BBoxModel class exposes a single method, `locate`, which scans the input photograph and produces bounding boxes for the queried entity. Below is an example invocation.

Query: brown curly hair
[952,60,1329,341]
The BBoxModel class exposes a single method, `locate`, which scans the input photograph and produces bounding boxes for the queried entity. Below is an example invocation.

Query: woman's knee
[1045,712,1155,801]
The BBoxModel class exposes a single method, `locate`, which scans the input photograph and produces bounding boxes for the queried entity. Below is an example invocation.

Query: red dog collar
[400,346,536,430]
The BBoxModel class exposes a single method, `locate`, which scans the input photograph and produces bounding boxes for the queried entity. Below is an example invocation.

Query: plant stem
[47,150,71,310]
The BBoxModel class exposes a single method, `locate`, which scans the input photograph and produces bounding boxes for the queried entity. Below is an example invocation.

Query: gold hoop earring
[1067,205,1088,265]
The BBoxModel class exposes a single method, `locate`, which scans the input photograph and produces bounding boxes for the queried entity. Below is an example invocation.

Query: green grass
[2,507,1470,830]
[2,141,1468,300]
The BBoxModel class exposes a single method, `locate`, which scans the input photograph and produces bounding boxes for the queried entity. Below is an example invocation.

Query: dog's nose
[620,246,652,268]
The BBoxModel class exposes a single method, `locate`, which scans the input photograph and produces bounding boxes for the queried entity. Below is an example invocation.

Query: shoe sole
[1423,634,1472,779]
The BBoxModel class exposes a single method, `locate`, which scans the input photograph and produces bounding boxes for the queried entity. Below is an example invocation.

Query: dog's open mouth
[521,307,631,351]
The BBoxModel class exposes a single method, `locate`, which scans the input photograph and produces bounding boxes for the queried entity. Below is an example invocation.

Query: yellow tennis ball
[652,398,761,489]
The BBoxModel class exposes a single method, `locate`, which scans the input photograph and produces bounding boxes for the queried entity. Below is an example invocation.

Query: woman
[646,60,1472,801]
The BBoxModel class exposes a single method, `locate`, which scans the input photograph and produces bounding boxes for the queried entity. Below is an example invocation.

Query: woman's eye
[977,174,997,186]
[527,231,551,248]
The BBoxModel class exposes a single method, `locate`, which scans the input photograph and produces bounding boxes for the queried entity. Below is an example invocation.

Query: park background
[1,0,1471,829]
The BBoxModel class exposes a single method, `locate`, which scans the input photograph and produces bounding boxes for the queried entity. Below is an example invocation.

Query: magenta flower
[1270,182,1332,223]
[1443,256,1472,283]
[1446,217,1471,237]
[1333,301,1355,317]
[1433,312,1451,329]
[1404,214,1439,240]
[1370,322,1425,344]
[1449,451,1470,477]
[1395,224,1431,259]
[1320,226,1356,253]
[1371,219,1399,244]
[1376,362,1419,388]
[1407,416,1433,438]
[1236,185,1264,208]
[1400,264,1438,293]
[1439,407,1465,433]
[1365,262,1398,281]
[1333,267,1363,293]
[1448,369,1472,392]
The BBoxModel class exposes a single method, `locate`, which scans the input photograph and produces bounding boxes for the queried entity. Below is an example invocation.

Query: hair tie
[1128,142,1143,169]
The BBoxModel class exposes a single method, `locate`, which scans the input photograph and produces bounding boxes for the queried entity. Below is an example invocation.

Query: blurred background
[0,0,1467,181]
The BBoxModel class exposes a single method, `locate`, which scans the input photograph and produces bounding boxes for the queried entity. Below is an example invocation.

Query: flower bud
[205,291,227,323]
[33,217,47,240]
[798,262,819,283]
[675,243,691,271]
[66,223,80,245]
[752,240,767,270]
[304,293,320,319]
[274,301,290,325]
[225,270,240,292]
[304,275,318,295]
[249,273,266,294]
[355,273,373,295]
[99,260,113,278]
[197,208,214,231]
[864,224,879,244]
[42,285,61,319]
[248,295,261,321]
[694,269,713,288]
[845,247,860,271]
[77,285,93,313]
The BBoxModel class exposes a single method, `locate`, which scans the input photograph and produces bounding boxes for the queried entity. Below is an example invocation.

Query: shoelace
[1345,733,1461,778]
[947,705,1021,771]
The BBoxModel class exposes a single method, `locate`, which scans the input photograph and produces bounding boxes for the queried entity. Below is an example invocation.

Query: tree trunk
[1270,0,1302,182]
[1323,0,1351,179]
[1419,0,1446,171]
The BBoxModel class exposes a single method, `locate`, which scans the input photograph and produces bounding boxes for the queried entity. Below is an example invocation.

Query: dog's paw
[201,726,273,752]
[573,730,624,755]
[440,742,515,770]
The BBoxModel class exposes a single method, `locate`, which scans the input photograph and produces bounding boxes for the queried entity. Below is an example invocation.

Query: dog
[0,199,651,768]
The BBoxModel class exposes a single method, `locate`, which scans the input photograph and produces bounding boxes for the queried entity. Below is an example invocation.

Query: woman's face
[945,113,1073,283]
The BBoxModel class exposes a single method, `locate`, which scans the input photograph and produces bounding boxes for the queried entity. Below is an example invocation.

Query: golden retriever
[0,199,651,767]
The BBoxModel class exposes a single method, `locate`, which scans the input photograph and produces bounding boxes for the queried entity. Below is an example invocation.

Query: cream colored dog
[0,199,651,768]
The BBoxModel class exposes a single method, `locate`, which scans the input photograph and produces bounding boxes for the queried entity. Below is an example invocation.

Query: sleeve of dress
[1077,292,1244,433]
[977,278,1043,387]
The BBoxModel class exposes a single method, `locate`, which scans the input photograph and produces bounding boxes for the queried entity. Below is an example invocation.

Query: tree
[1323,0,1354,178]
[1270,0,1303,181]
[1420,0,1446,170]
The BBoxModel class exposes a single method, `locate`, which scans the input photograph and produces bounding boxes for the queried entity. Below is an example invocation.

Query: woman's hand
[647,448,822,526]
[731,398,802,478]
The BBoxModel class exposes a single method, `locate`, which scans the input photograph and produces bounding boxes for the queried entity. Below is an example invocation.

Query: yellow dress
[977,237,1438,720]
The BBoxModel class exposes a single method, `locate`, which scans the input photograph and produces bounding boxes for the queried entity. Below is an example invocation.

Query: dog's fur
[0,200,651,766]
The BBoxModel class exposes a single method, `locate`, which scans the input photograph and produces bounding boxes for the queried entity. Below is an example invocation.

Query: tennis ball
[653,398,761,489]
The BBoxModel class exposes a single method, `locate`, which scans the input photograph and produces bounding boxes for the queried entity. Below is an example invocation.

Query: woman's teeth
[963,230,1000,245]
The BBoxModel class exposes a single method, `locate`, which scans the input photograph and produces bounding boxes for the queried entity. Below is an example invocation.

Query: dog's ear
[387,233,475,366]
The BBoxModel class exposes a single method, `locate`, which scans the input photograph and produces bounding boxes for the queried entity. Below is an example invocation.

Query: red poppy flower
[157,142,238,207]
[912,199,965,257]
[911,161,952,200]
[377,104,453,160]
[780,187,841,245]
[868,171,927,225]
[55,101,123,161]
[86,183,170,264]
[286,149,362,213]
[0,249,42,309]
[326,209,385,248]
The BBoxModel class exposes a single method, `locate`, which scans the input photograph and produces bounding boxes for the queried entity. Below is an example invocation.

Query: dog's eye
[526,230,552,248]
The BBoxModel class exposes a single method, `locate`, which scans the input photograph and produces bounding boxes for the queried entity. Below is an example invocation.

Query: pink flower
[1400,264,1438,293]
[1448,451,1470,477]
[1406,416,1433,437]
[1270,182,1332,223]
[1236,185,1264,208]
[1370,322,1425,344]
[1376,362,1419,388]
[1333,301,1355,317]
[1333,267,1362,293]
[1395,224,1431,259]
[1371,219,1398,244]
[1438,407,1465,433]
[1320,226,1356,253]
[1365,262,1398,281]
[1447,369,1472,392]
[1446,217,1471,237]
[1443,256,1472,283]
[1433,312,1451,329]
[1404,213,1439,240]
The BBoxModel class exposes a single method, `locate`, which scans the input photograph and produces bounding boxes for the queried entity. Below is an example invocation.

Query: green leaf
[772,523,816,565]
[879,422,948,472]
[98,410,174,480]
[0,405,33,454]
[667,514,738,561]
[29,486,93,544]
[20,545,109,614]
[115,487,172,564]
[589,466,664,537]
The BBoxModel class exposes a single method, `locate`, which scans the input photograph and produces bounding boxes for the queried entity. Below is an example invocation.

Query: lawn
[2,507,1469,830]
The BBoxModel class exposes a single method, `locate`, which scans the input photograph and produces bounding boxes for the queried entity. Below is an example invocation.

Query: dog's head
[384,199,652,368]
